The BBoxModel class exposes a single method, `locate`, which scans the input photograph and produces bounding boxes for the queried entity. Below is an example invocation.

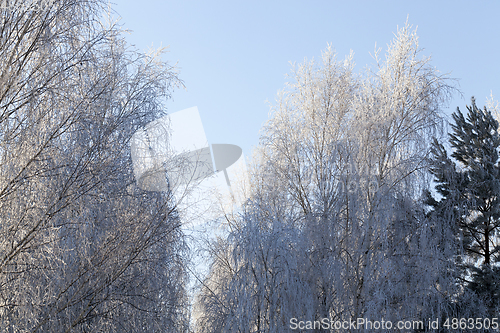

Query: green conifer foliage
[427,97,500,314]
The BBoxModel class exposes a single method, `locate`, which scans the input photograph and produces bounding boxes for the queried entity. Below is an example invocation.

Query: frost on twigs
[194,22,465,333]
[0,1,191,331]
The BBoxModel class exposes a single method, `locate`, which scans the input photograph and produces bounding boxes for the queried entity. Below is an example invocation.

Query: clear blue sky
[110,0,500,157]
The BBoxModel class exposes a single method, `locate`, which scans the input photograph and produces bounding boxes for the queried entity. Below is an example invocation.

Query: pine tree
[427,96,500,314]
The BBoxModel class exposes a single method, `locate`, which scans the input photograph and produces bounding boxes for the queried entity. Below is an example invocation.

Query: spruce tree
[427,97,500,314]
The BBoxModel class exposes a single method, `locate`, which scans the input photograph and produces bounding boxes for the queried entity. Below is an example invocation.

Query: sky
[109,0,500,158]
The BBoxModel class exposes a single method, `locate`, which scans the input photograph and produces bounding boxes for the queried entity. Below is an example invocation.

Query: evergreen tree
[427,97,500,315]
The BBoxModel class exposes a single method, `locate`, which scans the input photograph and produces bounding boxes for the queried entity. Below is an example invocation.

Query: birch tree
[195,22,458,332]
[0,1,189,331]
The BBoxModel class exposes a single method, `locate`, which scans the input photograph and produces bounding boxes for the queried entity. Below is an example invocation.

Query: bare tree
[0,1,189,332]
[195,22,460,332]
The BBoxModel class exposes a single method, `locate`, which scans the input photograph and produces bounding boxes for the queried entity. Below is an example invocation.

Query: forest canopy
[193,23,500,333]
[0,0,189,331]
[0,2,498,332]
